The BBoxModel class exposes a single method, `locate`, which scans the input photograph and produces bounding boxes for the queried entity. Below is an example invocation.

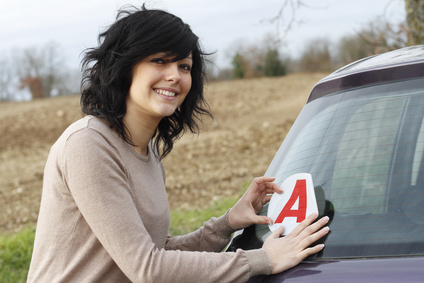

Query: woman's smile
[154,88,179,99]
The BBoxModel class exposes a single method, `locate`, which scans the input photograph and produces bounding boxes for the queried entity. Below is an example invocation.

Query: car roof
[307,45,424,103]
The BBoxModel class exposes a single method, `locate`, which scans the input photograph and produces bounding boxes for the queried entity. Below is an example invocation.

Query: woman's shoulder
[65,115,108,133]
[50,116,118,153]
[59,116,113,141]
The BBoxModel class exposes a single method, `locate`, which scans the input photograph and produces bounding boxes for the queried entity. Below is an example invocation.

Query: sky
[0,0,406,71]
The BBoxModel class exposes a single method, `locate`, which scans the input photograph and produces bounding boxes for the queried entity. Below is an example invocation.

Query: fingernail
[267,220,273,225]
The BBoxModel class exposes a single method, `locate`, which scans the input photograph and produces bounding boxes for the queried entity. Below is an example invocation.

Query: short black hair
[80,4,211,159]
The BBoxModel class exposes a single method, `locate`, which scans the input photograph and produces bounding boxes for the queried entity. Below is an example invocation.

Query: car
[226,45,424,281]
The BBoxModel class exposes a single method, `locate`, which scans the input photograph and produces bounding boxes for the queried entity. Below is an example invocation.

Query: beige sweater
[27,116,271,282]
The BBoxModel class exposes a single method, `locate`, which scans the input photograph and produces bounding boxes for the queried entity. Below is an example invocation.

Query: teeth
[156,89,176,97]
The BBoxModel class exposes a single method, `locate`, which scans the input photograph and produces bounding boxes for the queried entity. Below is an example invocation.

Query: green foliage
[264,48,286,77]
[231,52,247,79]
[0,226,35,283]
[230,48,288,79]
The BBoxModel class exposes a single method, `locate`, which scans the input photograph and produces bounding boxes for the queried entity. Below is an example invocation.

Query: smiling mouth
[154,89,177,97]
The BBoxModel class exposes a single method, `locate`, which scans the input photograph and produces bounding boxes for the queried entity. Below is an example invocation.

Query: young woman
[27,5,329,282]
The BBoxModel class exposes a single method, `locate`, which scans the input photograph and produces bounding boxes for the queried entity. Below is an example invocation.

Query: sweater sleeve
[62,128,271,283]
[165,210,235,252]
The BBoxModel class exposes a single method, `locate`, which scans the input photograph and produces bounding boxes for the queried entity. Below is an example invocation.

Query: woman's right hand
[262,213,330,274]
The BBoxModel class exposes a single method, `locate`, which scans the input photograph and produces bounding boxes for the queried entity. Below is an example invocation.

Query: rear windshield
[260,77,424,258]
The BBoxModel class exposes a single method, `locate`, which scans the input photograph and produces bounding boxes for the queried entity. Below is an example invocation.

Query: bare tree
[336,32,377,66]
[228,40,261,79]
[265,0,308,46]
[270,0,423,50]
[405,0,424,44]
[358,17,408,53]
[299,37,334,72]
[0,57,15,101]
[15,41,68,99]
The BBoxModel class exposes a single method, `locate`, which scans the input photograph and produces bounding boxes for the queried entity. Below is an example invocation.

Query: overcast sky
[0,0,405,70]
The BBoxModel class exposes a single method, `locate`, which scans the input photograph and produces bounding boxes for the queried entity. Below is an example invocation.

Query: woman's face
[126,52,193,123]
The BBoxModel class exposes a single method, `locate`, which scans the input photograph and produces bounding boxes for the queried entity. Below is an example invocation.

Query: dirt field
[0,72,326,234]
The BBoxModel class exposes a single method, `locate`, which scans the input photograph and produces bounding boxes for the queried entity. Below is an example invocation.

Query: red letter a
[275,179,307,224]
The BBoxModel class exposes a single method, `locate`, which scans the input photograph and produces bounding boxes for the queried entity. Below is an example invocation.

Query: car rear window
[261,77,424,258]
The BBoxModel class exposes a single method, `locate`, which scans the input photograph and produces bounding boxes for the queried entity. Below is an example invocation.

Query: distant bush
[232,52,248,79]
[264,48,287,77]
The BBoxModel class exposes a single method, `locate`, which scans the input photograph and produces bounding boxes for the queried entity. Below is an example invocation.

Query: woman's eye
[180,64,191,71]
[151,58,165,64]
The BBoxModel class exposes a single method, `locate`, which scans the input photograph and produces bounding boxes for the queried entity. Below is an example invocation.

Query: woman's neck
[123,112,159,156]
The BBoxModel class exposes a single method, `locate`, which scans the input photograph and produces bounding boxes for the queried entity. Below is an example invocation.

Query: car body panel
[247,257,424,282]
[308,45,424,102]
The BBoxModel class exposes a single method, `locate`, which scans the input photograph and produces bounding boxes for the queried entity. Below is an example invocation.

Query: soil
[0,72,325,234]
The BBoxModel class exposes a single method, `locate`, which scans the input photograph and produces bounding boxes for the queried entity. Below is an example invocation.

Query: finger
[300,243,326,258]
[253,176,275,186]
[248,177,267,193]
[253,215,274,225]
[262,194,272,204]
[259,176,276,183]
[265,182,283,194]
[254,177,277,189]
[258,183,282,198]
[299,225,330,251]
[287,213,319,237]
[297,216,330,239]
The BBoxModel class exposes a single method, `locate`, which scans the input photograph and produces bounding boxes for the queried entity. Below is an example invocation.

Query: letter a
[275,179,307,224]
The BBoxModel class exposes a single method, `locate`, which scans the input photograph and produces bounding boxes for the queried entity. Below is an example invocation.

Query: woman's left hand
[228,176,282,230]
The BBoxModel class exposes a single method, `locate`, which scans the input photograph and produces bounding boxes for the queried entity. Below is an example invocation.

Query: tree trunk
[405,0,424,45]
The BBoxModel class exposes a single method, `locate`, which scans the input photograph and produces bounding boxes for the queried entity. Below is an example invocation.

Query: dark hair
[80,5,211,159]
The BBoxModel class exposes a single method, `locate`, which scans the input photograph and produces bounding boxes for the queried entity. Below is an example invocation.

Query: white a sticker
[267,173,318,235]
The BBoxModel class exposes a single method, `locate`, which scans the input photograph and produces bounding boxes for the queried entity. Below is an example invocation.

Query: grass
[0,226,35,283]
[0,189,244,282]
[169,192,243,236]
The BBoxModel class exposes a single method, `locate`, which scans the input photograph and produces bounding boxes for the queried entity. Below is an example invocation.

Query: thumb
[269,225,285,239]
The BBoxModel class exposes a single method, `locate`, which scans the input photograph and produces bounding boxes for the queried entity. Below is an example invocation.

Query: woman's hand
[263,213,330,274]
[228,176,282,230]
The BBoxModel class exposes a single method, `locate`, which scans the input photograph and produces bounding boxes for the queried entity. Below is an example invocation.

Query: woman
[27,5,329,282]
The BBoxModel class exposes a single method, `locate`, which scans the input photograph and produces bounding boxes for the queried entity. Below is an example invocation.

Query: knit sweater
[27,116,271,282]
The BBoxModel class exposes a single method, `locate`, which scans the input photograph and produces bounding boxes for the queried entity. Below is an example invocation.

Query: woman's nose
[165,63,180,83]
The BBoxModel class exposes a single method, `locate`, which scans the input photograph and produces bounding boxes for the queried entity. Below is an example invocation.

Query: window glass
[412,120,424,186]
[330,96,404,214]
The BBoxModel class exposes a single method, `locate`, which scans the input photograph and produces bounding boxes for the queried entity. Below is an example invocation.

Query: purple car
[227,45,424,282]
